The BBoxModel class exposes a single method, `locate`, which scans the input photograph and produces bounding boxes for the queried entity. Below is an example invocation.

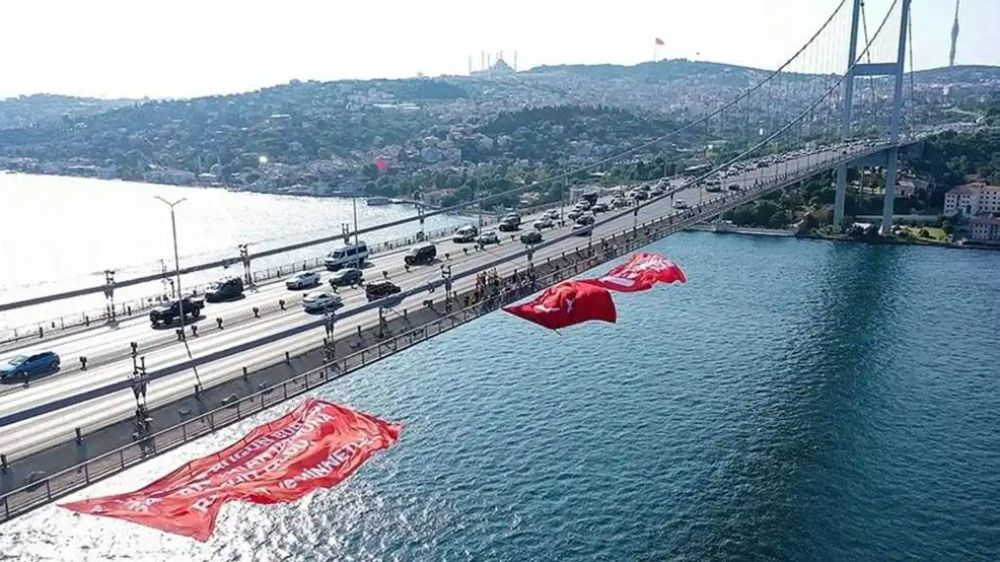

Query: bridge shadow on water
[638,240,905,561]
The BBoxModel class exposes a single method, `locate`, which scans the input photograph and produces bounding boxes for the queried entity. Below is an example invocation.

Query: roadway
[0,141,890,460]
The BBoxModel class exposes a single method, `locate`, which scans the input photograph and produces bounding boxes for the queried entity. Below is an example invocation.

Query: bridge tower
[833,0,912,235]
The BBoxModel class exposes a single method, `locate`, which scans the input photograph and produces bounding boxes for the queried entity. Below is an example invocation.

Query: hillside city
[1,59,999,245]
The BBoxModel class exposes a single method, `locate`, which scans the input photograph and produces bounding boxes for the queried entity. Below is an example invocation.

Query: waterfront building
[968,216,1000,243]
[944,181,1000,216]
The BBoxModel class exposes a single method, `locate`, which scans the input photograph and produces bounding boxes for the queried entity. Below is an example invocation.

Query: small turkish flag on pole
[655,37,665,46]
[503,280,617,331]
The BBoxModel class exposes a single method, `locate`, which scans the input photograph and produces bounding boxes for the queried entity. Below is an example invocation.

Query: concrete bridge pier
[833,163,849,228]
[882,148,901,235]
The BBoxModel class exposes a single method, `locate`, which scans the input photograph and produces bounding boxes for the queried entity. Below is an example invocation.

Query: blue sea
[2,233,998,561]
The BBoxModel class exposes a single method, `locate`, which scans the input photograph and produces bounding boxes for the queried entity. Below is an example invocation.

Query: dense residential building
[943,181,1000,215]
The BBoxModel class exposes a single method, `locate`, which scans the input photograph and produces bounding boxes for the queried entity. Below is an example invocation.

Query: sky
[0,0,996,100]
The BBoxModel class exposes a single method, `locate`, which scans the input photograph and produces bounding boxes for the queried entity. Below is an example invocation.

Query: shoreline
[687,222,1000,252]
[0,168,439,207]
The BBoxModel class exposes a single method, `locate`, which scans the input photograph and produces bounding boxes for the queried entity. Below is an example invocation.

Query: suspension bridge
[0,0,970,521]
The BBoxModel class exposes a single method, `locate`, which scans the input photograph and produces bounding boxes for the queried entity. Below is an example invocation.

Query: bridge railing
[0,155,834,523]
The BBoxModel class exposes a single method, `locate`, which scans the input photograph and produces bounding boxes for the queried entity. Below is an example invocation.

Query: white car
[452,225,478,243]
[476,230,500,245]
[673,199,688,210]
[533,217,554,230]
[302,292,342,312]
[544,209,560,220]
[286,271,321,290]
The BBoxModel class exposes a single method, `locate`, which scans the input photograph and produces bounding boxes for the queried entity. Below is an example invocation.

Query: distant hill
[910,65,1000,83]
[528,59,768,85]
[0,58,994,200]
[530,59,1000,87]
[0,94,136,129]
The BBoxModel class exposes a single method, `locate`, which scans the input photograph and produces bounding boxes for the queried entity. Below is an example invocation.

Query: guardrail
[0,156,828,523]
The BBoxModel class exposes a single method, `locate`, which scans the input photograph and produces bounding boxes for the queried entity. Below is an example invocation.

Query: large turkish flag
[61,398,401,541]
[584,252,686,292]
[503,280,617,330]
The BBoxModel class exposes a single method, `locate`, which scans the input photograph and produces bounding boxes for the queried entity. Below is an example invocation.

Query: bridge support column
[881,149,900,235]
[880,0,911,235]
[833,164,848,228]
[833,0,861,230]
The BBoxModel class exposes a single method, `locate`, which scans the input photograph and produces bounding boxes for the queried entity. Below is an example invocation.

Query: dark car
[150,297,204,326]
[404,243,437,266]
[572,222,593,237]
[498,218,519,232]
[520,231,543,244]
[329,267,364,287]
[366,281,402,302]
[501,212,522,226]
[728,184,742,191]
[205,277,244,302]
[0,352,60,381]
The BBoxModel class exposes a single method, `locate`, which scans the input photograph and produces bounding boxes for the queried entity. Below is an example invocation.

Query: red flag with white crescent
[61,398,401,541]
[503,280,617,330]
[655,37,665,46]
[584,252,686,292]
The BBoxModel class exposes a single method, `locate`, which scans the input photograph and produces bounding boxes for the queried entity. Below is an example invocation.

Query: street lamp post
[440,264,453,310]
[154,196,187,338]
[351,194,359,246]
[324,309,336,362]
[475,164,483,229]
[560,167,566,224]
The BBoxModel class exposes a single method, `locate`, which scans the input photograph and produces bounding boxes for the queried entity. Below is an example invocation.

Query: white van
[324,241,369,270]
[452,225,478,243]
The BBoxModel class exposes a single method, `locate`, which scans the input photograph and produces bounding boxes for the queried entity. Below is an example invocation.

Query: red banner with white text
[61,398,401,541]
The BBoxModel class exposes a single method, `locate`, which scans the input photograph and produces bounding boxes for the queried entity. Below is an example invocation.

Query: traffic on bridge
[0,139,904,464]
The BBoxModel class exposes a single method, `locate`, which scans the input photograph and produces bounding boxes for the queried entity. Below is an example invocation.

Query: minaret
[514,51,518,71]
[468,55,473,75]
[949,0,960,68]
